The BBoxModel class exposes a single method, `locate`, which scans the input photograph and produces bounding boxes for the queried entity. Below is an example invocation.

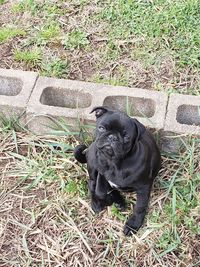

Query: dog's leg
[87,170,108,213]
[123,184,151,236]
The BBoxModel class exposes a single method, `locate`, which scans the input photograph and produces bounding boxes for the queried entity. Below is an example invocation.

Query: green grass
[42,58,69,78]
[38,22,61,43]
[91,65,129,86]
[11,0,39,14]
[0,113,26,132]
[62,29,90,50]
[0,27,26,43]
[65,178,88,197]
[99,0,200,67]
[0,0,199,93]
[14,48,42,66]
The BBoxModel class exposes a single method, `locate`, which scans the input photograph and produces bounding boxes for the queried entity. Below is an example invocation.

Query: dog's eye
[98,125,106,132]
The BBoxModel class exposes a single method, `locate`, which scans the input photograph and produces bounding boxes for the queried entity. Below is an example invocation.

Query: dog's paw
[107,190,126,211]
[123,216,141,236]
[91,199,106,214]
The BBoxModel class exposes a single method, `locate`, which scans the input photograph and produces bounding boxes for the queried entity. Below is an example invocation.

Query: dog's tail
[74,144,88,163]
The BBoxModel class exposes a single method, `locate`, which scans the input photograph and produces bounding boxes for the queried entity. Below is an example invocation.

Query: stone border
[165,93,200,135]
[0,68,38,122]
[0,69,200,145]
[26,76,167,134]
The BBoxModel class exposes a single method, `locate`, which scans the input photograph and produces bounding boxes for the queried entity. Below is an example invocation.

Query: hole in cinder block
[103,96,156,118]
[176,104,200,126]
[0,76,23,96]
[40,87,92,108]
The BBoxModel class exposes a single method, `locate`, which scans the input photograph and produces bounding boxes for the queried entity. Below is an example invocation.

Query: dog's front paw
[107,190,126,211]
[123,215,142,236]
[91,198,106,213]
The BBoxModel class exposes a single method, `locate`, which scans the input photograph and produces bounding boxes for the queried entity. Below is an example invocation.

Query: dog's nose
[108,134,118,142]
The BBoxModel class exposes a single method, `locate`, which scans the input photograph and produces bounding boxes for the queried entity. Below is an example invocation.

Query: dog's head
[91,106,146,160]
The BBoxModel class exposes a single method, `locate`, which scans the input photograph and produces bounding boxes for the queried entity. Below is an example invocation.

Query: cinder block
[165,93,200,135]
[102,89,167,130]
[26,76,168,134]
[0,68,38,122]
[160,130,188,153]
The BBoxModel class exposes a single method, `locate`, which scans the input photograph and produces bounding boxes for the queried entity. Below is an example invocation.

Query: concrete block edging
[0,68,38,120]
[0,68,200,139]
[165,93,200,135]
[26,76,168,134]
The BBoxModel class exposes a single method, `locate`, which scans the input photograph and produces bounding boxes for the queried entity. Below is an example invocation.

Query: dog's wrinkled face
[91,106,140,160]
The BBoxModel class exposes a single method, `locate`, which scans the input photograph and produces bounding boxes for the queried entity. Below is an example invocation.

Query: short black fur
[74,107,161,236]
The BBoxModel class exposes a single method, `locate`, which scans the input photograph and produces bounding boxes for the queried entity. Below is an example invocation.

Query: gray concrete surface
[0,68,38,122]
[165,93,200,135]
[26,76,168,134]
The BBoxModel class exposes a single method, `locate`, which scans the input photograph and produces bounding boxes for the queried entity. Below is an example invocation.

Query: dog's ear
[90,106,109,118]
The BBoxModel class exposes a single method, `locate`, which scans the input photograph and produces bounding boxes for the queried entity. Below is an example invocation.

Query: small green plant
[43,3,63,17]
[38,23,61,43]
[0,27,26,43]
[42,58,69,78]
[14,48,42,67]
[0,0,5,5]
[62,29,89,50]
[156,228,180,257]
[0,113,25,132]
[65,179,88,197]
[111,204,126,221]
[91,73,129,87]
[11,0,39,14]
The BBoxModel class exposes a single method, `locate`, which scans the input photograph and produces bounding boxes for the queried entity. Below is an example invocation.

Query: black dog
[74,106,161,235]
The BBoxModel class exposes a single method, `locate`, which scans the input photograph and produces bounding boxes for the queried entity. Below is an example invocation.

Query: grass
[41,57,70,78]
[0,1,200,265]
[0,0,200,94]
[38,23,61,44]
[62,29,90,50]
[0,118,199,266]
[99,0,200,67]
[0,27,26,43]
[14,48,42,67]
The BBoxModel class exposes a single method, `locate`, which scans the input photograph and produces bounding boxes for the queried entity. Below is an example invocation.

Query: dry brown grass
[0,128,199,267]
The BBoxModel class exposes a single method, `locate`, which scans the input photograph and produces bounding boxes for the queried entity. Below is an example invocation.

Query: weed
[91,71,129,87]
[110,204,126,221]
[156,228,180,250]
[11,0,39,14]
[14,48,42,67]
[43,3,63,18]
[65,178,88,197]
[0,27,26,43]
[62,29,89,50]
[1,0,200,94]
[38,22,61,43]
[42,58,69,78]
[0,113,25,132]
[0,126,199,266]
